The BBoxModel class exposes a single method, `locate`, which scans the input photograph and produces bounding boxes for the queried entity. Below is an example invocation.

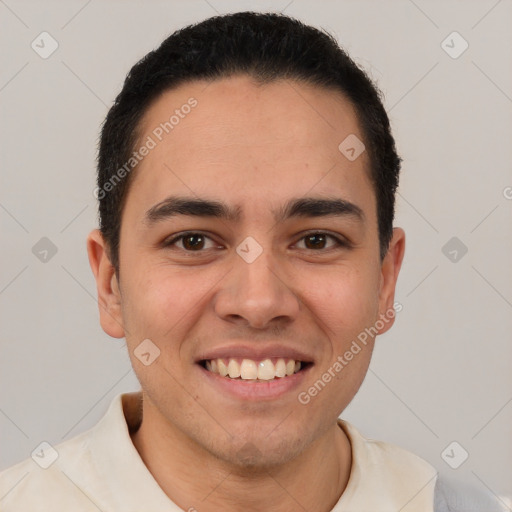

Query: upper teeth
[205,358,302,380]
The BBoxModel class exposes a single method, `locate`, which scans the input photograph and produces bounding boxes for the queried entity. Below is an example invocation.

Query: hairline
[110,74,383,277]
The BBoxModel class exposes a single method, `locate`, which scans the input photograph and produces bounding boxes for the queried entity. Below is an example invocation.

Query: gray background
[1,0,511,503]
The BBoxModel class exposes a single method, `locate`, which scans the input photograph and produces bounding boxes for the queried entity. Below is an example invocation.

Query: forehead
[124,75,374,224]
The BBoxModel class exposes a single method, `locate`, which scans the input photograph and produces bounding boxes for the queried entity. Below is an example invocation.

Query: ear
[86,229,125,338]
[376,227,405,335]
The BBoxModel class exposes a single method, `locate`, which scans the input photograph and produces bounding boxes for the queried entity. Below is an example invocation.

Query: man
[0,11,505,511]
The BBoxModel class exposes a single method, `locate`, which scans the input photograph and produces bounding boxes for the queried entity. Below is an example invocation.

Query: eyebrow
[144,195,365,226]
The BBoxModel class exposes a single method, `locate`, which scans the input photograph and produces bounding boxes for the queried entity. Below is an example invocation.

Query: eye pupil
[168,231,342,253]
[305,234,326,249]
[183,234,204,250]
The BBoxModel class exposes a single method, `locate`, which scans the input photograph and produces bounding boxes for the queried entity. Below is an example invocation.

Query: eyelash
[162,231,350,253]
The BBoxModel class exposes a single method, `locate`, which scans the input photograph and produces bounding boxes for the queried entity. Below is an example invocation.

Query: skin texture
[87,75,405,511]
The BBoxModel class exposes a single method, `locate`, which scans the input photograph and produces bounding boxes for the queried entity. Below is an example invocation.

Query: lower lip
[197,363,312,401]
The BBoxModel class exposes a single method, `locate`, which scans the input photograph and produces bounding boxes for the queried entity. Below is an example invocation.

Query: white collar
[80,392,437,510]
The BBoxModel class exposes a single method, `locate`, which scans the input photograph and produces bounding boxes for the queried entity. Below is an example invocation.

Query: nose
[213,245,300,329]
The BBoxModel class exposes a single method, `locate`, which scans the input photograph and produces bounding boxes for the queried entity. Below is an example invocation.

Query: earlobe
[86,229,125,338]
[376,228,406,335]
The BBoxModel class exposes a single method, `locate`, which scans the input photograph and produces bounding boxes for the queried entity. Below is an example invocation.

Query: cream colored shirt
[0,392,438,511]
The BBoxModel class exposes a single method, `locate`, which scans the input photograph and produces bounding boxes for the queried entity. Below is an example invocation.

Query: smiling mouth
[200,358,312,382]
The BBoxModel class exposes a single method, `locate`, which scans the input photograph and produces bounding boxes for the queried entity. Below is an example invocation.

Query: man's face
[92,75,402,467]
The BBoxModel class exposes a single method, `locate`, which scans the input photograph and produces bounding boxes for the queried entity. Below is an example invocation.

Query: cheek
[302,264,380,335]
[120,267,217,345]
[309,267,379,406]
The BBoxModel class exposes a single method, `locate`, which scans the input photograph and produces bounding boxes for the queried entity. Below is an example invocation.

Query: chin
[209,432,309,472]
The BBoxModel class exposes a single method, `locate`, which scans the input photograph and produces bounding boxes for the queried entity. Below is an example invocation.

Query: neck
[131,397,352,512]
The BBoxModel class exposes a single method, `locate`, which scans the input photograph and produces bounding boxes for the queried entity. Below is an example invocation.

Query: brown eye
[164,232,218,251]
[181,234,205,250]
[304,233,328,249]
[296,232,346,251]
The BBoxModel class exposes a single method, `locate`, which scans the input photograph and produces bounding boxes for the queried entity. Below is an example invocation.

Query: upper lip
[196,344,314,364]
